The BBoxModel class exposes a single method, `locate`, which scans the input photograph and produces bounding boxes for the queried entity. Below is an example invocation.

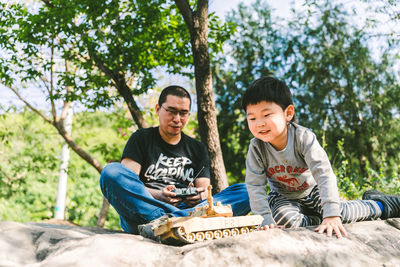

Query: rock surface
[1,219,400,267]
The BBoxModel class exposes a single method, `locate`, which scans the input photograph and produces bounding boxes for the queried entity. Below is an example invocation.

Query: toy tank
[153,185,263,245]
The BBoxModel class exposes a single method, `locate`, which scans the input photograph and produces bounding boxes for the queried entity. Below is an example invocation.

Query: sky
[210,0,291,19]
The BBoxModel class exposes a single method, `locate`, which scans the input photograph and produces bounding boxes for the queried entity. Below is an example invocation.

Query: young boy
[242,76,400,238]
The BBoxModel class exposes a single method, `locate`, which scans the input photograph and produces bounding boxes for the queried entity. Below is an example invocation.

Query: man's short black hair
[242,76,294,113]
[158,85,192,108]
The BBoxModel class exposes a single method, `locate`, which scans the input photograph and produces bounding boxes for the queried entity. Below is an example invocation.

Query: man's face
[156,94,191,140]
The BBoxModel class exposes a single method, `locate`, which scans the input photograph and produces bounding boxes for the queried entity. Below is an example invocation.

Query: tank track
[162,226,258,245]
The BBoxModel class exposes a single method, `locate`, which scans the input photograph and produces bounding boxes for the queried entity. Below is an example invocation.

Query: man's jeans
[100,162,251,234]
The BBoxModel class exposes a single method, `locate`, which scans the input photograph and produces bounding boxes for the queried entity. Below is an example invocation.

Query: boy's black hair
[158,85,192,108]
[242,77,295,120]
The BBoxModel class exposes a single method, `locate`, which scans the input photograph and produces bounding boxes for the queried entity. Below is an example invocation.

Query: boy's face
[246,101,294,150]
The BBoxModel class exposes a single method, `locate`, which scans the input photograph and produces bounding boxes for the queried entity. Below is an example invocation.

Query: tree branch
[40,76,51,95]
[49,41,58,121]
[59,60,72,121]
[5,84,52,124]
[4,83,103,173]
[87,48,148,128]
[174,0,194,34]
[59,101,72,121]
[53,121,103,173]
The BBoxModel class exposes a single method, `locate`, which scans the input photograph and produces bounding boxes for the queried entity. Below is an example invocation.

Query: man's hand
[314,216,347,238]
[183,186,206,207]
[159,185,182,206]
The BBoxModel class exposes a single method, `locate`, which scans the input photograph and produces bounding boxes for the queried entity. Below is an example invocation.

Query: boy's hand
[260,224,284,230]
[314,216,347,238]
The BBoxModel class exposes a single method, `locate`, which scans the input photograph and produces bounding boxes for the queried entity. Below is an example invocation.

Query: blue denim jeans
[100,162,251,234]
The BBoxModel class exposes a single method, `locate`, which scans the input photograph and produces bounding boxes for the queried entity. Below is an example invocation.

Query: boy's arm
[300,130,341,219]
[296,128,346,238]
[245,141,275,226]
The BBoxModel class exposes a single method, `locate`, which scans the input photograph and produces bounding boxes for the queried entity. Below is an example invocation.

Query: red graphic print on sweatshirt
[267,165,310,192]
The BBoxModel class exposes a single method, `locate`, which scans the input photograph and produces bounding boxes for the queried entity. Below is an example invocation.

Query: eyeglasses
[160,105,190,118]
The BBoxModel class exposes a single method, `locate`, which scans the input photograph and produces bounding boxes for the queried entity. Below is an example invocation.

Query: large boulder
[0,219,399,266]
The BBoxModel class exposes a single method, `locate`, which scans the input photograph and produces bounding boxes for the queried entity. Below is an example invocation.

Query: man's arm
[121,158,182,206]
[121,158,141,174]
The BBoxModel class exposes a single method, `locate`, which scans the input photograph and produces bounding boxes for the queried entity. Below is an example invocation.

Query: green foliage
[1,0,399,228]
[213,0,284,183]
[0,108,132,229]
[335,139,400,199]
[283,0,400,184]
[213,0,400,198]
[0,0,233,111]
[0,0,188,107]
[0,98,200,228]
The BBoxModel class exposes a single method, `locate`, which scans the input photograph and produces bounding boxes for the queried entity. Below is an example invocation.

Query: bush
[0,109,131,230]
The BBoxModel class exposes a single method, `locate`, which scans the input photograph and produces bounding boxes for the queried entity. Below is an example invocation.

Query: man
[100,85,250,240]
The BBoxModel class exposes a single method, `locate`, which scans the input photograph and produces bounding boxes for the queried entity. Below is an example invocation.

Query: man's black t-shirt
[121,127,211,190]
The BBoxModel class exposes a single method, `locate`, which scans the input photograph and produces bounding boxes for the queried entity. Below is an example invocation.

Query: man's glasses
[161,105,190,118]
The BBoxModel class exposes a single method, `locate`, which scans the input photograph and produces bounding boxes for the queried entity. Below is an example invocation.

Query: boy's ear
[285,105,295,121]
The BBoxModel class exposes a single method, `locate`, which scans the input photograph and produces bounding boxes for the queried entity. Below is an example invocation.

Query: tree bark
[175,0,228,193]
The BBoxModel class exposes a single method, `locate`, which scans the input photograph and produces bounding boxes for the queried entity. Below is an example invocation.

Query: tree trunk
[175,0,228,193]
[54,105,73,220]
[97,197,110,227]
[52,119,109,227]
[116,81,148,129]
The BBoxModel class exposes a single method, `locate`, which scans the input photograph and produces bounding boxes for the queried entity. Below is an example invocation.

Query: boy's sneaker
[137,214,172,242]
[362,190,400,219]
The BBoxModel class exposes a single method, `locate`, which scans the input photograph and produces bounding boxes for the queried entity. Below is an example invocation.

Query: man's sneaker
[137,214,172,242]
[362,190,400,219]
